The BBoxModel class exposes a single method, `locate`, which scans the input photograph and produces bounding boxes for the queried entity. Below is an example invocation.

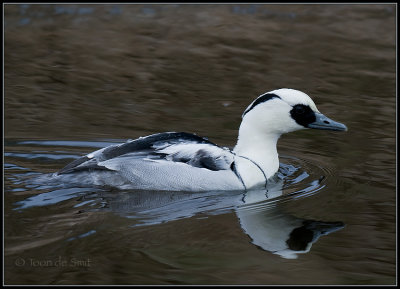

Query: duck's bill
[304,220,345,236]
[307,113,348,131]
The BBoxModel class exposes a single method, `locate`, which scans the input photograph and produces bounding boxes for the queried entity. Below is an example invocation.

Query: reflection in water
[237,186,344,259]
[14,166,344,259]
[109,177,345,259]
[13,187,101,210]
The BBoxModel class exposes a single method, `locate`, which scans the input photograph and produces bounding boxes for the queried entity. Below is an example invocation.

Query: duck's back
[55,132,243,191]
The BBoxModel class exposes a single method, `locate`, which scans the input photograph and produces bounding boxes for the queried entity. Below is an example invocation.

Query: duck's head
[241,88,347,135]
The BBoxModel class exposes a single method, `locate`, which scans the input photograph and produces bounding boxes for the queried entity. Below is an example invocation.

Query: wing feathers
[57,132,233,175]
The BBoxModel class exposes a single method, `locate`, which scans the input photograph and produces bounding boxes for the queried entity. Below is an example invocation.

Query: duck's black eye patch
[286,225,314,251]
[290,104,316,127]
[243,93,281,117]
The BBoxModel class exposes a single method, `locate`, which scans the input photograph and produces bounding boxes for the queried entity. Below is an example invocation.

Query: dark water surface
[4,4,396,285]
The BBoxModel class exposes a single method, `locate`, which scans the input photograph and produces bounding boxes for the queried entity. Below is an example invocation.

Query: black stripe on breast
[242,93,281,117]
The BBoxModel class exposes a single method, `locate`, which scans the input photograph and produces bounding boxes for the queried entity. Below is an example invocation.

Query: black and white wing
[57,132,234,175]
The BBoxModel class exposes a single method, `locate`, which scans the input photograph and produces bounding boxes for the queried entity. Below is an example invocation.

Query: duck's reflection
[17,172,344,259]
[104,177,344,259]
[237,186,344,259]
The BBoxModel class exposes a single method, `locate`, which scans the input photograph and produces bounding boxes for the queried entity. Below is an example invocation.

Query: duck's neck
[233,124,281,181]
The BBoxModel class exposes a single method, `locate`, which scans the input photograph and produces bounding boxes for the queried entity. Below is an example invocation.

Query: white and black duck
[55,88,347,191]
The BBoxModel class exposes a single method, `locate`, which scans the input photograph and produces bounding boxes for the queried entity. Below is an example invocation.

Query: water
[4,4,396,285]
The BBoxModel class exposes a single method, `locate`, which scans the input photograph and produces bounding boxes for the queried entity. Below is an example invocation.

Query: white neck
[233,121,281,188]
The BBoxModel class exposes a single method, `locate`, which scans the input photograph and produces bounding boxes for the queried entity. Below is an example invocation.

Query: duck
[55,88,347,191]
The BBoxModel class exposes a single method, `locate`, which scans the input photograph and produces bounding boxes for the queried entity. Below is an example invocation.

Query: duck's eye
[290,104,317,128]
[293,105,306,114]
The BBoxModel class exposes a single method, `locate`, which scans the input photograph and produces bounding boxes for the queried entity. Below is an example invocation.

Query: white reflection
[236,180,344,259]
